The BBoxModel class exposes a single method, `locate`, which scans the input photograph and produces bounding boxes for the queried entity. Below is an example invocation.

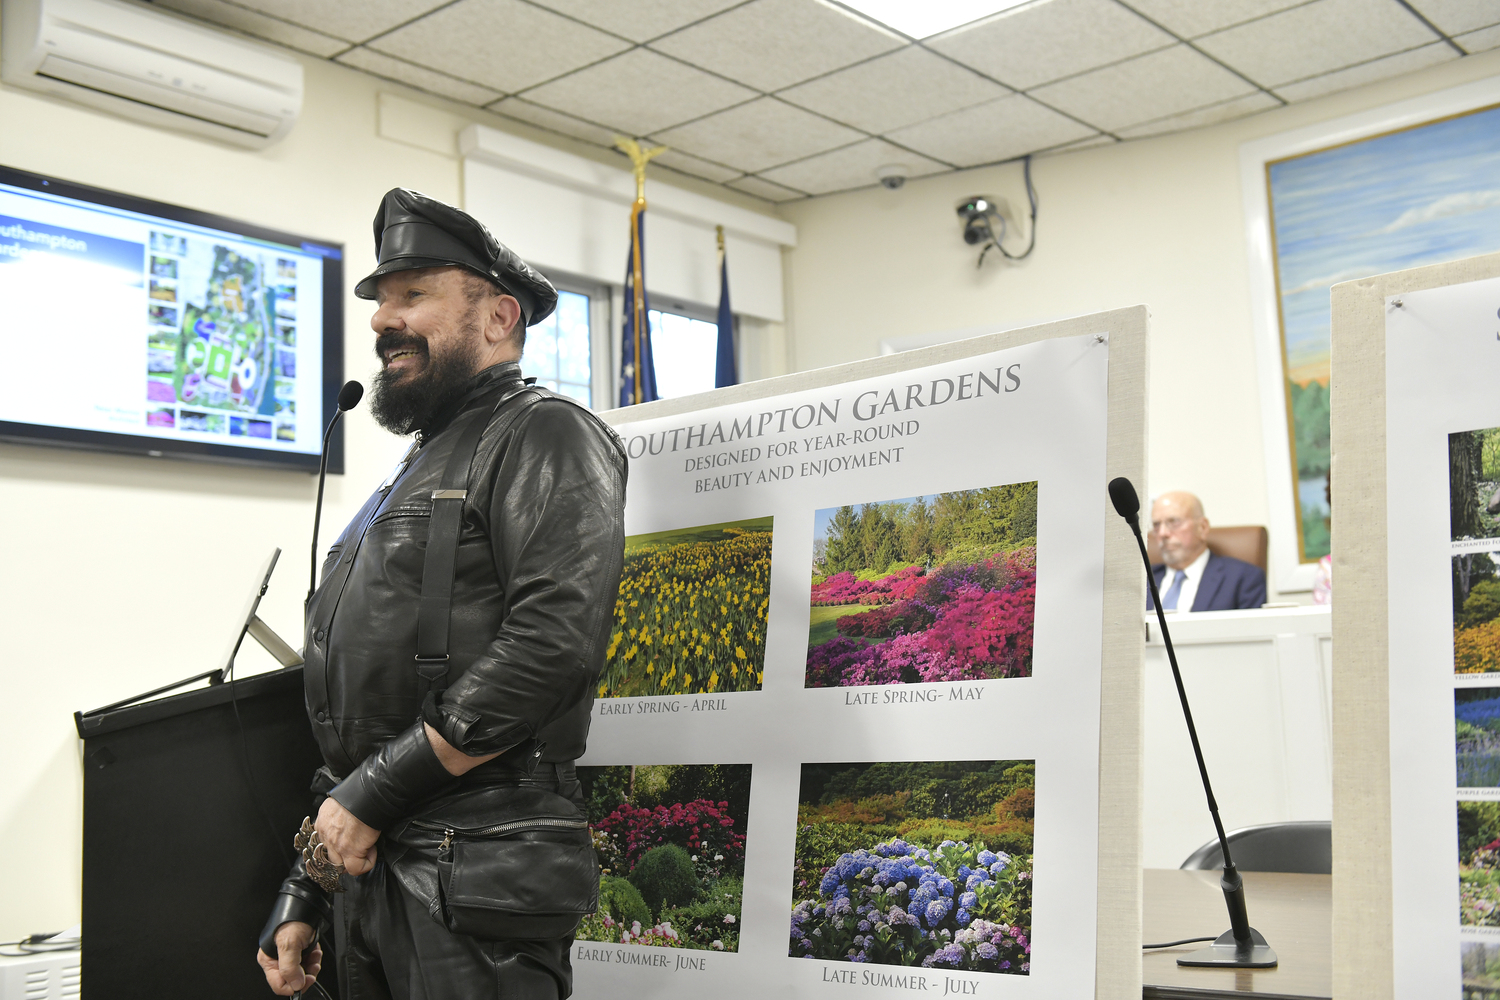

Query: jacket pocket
[417,813,600,941]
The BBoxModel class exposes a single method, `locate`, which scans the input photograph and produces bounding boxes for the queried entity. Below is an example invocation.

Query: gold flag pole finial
[716,224,725,261]
[614,137,668,205]
[614,137,666,405]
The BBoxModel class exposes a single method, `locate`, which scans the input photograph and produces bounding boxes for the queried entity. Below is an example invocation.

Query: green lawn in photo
[807,604,887,650]
[625,516,772,551]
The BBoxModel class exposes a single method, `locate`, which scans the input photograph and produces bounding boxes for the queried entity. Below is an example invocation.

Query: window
[650,308,720,399]
[525,288,592,406]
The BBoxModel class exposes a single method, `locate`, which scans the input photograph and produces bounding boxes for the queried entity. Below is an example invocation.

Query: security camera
[956,196,1004,246]
[875,164,909,190]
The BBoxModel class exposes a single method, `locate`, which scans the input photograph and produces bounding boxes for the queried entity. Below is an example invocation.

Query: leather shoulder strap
[415,383,543,699]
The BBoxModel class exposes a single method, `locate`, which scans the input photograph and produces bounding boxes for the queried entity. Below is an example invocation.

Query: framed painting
[1242,76,1500,592]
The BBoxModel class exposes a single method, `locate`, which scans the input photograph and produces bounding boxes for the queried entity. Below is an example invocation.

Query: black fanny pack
[389,783,599,940]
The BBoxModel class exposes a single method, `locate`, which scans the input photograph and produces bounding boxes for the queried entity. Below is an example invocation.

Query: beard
[369,319,484,435]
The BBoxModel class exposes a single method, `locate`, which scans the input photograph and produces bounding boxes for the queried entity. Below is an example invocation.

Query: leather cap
[354,188,557,326]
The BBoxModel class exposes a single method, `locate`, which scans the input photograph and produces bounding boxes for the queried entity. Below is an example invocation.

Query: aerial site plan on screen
[146,235,298,443]
[0,175,331,462]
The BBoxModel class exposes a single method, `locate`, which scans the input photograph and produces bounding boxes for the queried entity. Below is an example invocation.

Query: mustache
[374,331,428,362]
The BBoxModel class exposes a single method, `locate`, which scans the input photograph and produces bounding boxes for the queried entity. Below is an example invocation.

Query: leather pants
[334,858,573,1000]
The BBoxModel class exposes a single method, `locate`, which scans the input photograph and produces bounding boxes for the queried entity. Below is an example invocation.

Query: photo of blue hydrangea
[789,761,1033,974]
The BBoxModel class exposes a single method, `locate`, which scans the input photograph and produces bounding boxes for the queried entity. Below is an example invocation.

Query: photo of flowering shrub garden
[1459,801,1500,925]
[1458,688,1500,787]
[598,517,772,698]
[578,763,751,951]
[805,483,1037,687]
[1451,427,1500,674]
[789,760,1034,973]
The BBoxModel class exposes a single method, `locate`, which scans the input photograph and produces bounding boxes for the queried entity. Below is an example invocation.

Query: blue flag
[619,206,658,406]
[714,229,736,388]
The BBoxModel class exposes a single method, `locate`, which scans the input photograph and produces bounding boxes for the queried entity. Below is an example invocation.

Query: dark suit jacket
[1149,553,1267,611]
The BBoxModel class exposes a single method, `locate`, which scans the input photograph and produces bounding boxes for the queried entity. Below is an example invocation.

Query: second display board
[585,324,1132,999]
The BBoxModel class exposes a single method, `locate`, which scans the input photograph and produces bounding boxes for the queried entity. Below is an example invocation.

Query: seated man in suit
[1148,490,1266,611]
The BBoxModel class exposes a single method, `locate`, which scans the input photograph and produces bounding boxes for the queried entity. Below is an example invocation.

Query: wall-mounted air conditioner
[1,0,303,148]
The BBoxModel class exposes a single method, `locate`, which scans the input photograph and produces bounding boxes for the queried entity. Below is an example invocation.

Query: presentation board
[1330,250,1500,998]
[589,310,1147,999]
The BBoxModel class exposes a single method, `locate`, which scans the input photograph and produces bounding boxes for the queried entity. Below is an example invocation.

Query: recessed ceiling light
[833,0,1039,39]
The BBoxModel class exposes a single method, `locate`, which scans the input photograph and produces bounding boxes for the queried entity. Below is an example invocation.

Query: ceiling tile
[654,97,865,172]
[369,0,631,93]
[885,94,1097,168]
[154,0,350,56]
[649,0,906,92]
[1114,91,1278,138]
[1118,0,1310,39]
[522,49,757,137]
[1196,0,1438,86]
[338,47,506,104]
[652,149,745,183]
[759,138,947,194]
[727,176,808,202]
[1406,0,1500,35]
[228,0,449,43]
[1456,23,1500,51]
[526,0,745,41]
[489,97,620,145]
[1272,41,1459,101]
[1029,44,1256,133]
[926,0,1175,90]
[777,46,1008,134]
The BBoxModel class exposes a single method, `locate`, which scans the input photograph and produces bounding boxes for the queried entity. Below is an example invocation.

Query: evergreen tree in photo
[822,505,860,575]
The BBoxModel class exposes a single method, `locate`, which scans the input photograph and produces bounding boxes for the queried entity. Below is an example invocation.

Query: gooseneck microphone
[1108,477,1277,969]
[308,381,364,611]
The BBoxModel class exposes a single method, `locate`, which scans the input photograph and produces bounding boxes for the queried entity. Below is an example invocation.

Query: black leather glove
[257,856,334,958]
[327,722,456,831]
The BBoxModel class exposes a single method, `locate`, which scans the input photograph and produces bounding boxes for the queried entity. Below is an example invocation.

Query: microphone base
[1176,927,1278,968]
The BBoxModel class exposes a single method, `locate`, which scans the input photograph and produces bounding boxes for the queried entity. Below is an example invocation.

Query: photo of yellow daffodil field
[598,516,773,698]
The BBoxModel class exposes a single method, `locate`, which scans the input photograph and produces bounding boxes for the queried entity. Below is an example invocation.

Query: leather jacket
[259,361,627,951]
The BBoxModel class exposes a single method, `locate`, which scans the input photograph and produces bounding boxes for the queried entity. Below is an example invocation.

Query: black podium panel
[78,667,329,999]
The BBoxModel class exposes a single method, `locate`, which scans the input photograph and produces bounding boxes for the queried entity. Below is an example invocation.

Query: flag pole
[614,137,666,405]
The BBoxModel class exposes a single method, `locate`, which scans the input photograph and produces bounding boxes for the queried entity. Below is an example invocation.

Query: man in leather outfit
[255,188,626,999]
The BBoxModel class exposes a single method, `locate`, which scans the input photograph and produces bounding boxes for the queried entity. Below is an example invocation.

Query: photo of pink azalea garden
[805,483,1038,688]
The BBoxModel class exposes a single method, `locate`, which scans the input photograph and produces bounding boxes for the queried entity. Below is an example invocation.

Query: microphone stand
[307,408,344,612]
[1114,482,1277,969]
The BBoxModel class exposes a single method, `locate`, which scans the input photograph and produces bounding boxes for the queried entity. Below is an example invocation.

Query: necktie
[1162,570,1187,610]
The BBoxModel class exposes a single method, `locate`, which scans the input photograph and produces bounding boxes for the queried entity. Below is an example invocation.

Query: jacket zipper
[369,506,431,526]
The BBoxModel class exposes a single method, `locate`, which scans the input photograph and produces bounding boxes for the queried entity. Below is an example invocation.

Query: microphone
[308,381,364,611]
[1108,477,1276,969]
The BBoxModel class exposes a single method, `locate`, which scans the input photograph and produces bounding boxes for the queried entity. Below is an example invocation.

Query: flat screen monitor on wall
[0,164,344,473]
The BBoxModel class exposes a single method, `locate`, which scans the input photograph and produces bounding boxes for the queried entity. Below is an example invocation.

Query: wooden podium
[75,666,327,999]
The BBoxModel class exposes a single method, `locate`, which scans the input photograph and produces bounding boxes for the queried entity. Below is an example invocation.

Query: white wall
[0,54,782,940]
[776,51,1500,601]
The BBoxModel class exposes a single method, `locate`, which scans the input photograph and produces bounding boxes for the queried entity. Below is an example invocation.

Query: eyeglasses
[1151,517,1189,533]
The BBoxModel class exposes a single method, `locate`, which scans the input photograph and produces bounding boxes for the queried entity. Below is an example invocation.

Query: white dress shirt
[1161,547,1211,612]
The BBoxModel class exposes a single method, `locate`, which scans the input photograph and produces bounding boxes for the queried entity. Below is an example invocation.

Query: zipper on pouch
[413,816,589,841]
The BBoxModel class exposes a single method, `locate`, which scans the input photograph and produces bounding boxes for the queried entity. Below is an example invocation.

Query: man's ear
[485,294,523,346]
